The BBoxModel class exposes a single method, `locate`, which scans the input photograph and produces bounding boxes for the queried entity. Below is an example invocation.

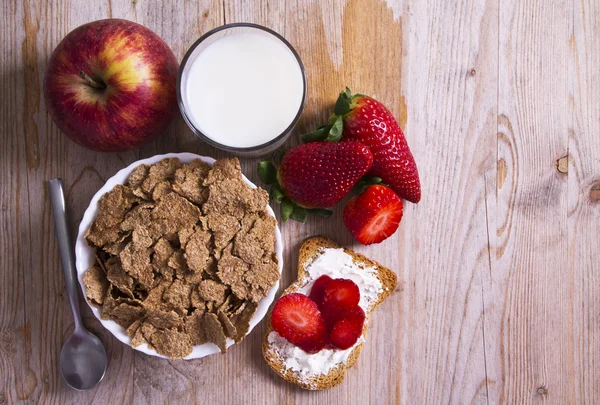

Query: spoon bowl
[60,328,107,391]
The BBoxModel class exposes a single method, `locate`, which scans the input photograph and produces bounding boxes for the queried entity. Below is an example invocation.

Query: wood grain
[1,0,599,404]
[570,0,600,402]
[486,0,586,403]
[399,1,498,403]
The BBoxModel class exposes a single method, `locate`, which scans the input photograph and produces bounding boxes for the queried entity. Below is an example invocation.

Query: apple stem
[79,71,106,89]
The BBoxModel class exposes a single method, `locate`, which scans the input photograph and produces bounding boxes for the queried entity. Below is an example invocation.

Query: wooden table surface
[2,0,599,404]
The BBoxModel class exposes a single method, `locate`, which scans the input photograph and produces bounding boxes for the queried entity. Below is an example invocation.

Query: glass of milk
[178,23,307,156]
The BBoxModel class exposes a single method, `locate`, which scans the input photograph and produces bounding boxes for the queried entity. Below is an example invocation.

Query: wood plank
[487,0,573,403]
[15,0,137,403]
[570,0,600,402]
[0,0,34,402]
[399,0,498,403]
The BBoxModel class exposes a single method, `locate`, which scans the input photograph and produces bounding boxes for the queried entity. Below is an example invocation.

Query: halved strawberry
[308,275,333,307]
[343,184,403,245]
[329,307,366,349]
[271,293,327,347]
[322,278,360,309]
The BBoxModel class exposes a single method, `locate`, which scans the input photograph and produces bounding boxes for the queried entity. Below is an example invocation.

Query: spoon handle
[48,178,83,330]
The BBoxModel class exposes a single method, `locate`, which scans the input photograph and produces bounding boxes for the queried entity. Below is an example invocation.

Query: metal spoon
[48,178,107,391]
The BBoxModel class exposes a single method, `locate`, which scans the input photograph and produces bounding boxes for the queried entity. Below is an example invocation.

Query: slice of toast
[262,236,397,390]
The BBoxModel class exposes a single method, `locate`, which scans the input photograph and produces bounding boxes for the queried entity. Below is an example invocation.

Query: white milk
[181,31,304,148]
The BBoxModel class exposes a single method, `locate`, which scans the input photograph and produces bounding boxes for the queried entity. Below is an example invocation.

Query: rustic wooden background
[1,0,599,403]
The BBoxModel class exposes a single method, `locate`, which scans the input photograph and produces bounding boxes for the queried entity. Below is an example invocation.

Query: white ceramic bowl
[75,152,283,360]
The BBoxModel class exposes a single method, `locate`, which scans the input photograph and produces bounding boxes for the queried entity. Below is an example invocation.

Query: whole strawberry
[279,141,373,208]
[258,142,373,221]
[343,184,403,245]
[303,88,421,203]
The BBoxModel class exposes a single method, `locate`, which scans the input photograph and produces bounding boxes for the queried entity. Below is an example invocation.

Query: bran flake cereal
[84,158,279,359]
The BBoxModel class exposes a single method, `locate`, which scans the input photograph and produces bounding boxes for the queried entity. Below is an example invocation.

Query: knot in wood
[590,182,600,202]
[556,155,568,174]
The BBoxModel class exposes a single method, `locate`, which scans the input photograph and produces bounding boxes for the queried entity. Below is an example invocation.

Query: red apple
[44,19,179,152]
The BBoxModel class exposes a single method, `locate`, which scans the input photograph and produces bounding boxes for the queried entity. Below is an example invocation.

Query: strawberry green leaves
[258,161,277,185]
[258,160,300,221]
[289,205,307,222]
[334,87,353,116]
[307,208,333,218]
[327,116,344,142]
[301,87,357,143]
[279,197,308,223]
[269,184,285,203]
[300,116,343,143]
[280,199,295,222]
[301,125,330,143]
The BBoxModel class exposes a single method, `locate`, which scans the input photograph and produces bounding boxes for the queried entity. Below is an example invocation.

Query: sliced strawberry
[297,334,329,354]
[321,303,364,330]
[322,278,360,309]
[271,293,327,346]
[343,184,403,245]
[309,275,333,307]
[329,307,366,350]
[320,304,345,329]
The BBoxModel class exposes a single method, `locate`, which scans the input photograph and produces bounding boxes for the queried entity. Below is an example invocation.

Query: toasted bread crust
[262,236,397,390]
